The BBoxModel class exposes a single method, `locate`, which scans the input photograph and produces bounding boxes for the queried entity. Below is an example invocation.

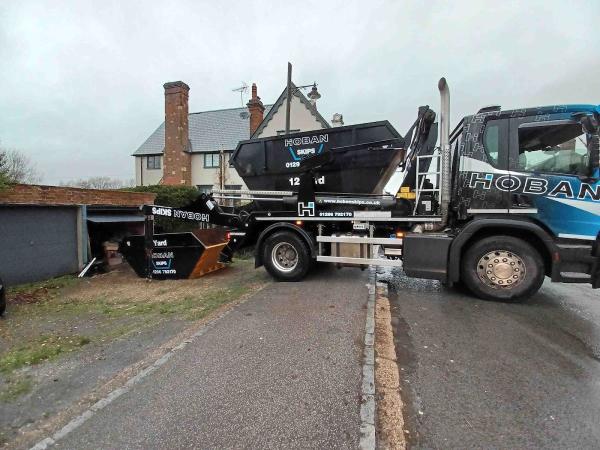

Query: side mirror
[572,112,598,132]
[582,116,598,134]
[573,112,600,177]
[588,133,600,178]
[588,114,600,177]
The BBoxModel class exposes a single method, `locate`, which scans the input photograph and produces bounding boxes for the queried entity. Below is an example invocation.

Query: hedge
[124,185,199,207]
[123,185,200,232]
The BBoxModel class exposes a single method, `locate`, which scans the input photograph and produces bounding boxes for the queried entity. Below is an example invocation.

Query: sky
[1,0,599,185]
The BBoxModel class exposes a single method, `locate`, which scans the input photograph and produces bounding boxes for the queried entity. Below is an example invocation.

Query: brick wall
[0,184,156,207]
[162,81,192,186]
[247,83,265,136]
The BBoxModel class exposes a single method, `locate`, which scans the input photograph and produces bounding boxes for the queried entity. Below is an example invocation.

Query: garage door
[0,206,79,285]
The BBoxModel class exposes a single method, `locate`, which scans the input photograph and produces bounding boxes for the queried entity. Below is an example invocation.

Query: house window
[197,185,213,194]
[147,155,161,170]
[204,153,220,168]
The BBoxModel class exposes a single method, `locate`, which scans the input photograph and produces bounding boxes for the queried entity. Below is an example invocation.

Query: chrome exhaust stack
[420,77,451,233]
[438,77,451,228]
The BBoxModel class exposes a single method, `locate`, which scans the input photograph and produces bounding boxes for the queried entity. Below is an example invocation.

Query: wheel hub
[272,242,298,273]
[476,250,526,289]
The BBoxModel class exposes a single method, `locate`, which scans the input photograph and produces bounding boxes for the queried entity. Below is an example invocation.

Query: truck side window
[517,122,588,175]
[483,121,500,166]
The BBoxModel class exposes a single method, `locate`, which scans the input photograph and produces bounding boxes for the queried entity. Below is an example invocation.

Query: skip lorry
[121,78,600,302]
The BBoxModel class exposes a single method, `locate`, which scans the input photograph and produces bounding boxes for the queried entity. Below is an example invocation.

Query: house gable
[252,82,330,138]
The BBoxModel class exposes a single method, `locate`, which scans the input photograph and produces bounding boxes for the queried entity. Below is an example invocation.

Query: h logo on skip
[298,202,315,217]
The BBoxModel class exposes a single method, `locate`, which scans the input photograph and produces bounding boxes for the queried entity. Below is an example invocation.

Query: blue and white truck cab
[442,103,600,298]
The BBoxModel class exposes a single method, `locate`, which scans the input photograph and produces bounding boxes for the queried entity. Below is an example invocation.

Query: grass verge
[0,259,270,402]
[7,275,80,305]
[0,377,33,402]
[0,335,91,375]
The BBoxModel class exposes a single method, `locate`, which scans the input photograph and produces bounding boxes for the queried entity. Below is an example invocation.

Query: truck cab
[444,104,600,298]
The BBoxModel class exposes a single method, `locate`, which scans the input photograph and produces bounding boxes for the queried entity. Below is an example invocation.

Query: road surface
[49,266,368,450]
[385,270,600,450]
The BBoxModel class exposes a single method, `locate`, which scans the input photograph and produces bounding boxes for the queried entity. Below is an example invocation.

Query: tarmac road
[48,265,368,450]
[385,269,600,450]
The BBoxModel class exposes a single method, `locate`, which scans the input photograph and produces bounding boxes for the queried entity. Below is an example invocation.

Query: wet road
[384,269,600,450]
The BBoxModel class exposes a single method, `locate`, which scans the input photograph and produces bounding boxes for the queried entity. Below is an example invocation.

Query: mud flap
[402,233,452,281]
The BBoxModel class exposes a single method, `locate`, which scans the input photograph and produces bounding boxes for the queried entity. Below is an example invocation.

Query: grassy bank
[0,259,270,402]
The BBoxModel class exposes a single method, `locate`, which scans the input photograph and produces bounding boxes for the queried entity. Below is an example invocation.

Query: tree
[0,151,9,189]
[0,149,42,184]
[61,176,134,190]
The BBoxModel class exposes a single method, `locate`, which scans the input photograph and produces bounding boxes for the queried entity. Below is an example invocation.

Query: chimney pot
[331,113,344,127]
[163,81,190,92]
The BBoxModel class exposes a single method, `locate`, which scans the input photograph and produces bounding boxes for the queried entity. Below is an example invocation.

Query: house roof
[251,82,331,138]
[132,105,273,156]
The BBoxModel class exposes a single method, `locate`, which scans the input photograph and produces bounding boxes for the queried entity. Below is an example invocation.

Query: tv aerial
[232,82,249,107]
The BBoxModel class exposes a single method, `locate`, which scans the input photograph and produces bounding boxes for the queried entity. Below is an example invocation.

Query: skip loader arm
[142,193,242,228]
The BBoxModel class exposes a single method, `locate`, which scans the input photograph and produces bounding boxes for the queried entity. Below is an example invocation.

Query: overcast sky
[1,0,599,184]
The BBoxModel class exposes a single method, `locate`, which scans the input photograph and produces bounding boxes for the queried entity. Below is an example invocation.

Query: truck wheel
[262,231,311,281]
[461,236,544,302]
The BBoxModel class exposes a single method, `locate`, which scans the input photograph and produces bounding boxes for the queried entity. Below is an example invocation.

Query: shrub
[124,185,199,207]
[123,185,201,232]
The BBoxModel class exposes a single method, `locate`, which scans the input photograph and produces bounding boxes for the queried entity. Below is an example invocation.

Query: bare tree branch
[0,151,10,188]
[0,149,42,184]
[60,176,133,190]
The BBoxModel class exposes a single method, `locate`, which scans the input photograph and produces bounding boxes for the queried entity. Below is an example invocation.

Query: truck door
[458,116,511,213]
[508,116,600,240]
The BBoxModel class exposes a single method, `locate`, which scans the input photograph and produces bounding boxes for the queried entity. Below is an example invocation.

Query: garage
[0,205,81,284]
[0,184,156,286]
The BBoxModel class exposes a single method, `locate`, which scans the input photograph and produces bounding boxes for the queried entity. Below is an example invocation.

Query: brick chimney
[246,83,265,137]
[162,81,192,185]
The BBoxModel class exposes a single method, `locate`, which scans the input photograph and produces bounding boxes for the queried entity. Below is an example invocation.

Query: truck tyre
[262,231,312,282]
[461,236,545,302]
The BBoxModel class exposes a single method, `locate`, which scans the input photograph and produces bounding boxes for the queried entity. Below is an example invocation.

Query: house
[132,81,337,189]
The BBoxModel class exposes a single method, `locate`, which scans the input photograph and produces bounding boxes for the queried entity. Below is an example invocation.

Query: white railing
[413,151,442,215]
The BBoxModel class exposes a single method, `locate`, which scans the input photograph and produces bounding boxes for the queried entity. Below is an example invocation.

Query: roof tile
[133,105,273,156]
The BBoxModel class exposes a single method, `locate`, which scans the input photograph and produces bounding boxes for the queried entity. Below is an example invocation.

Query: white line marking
[359,269,377,450]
